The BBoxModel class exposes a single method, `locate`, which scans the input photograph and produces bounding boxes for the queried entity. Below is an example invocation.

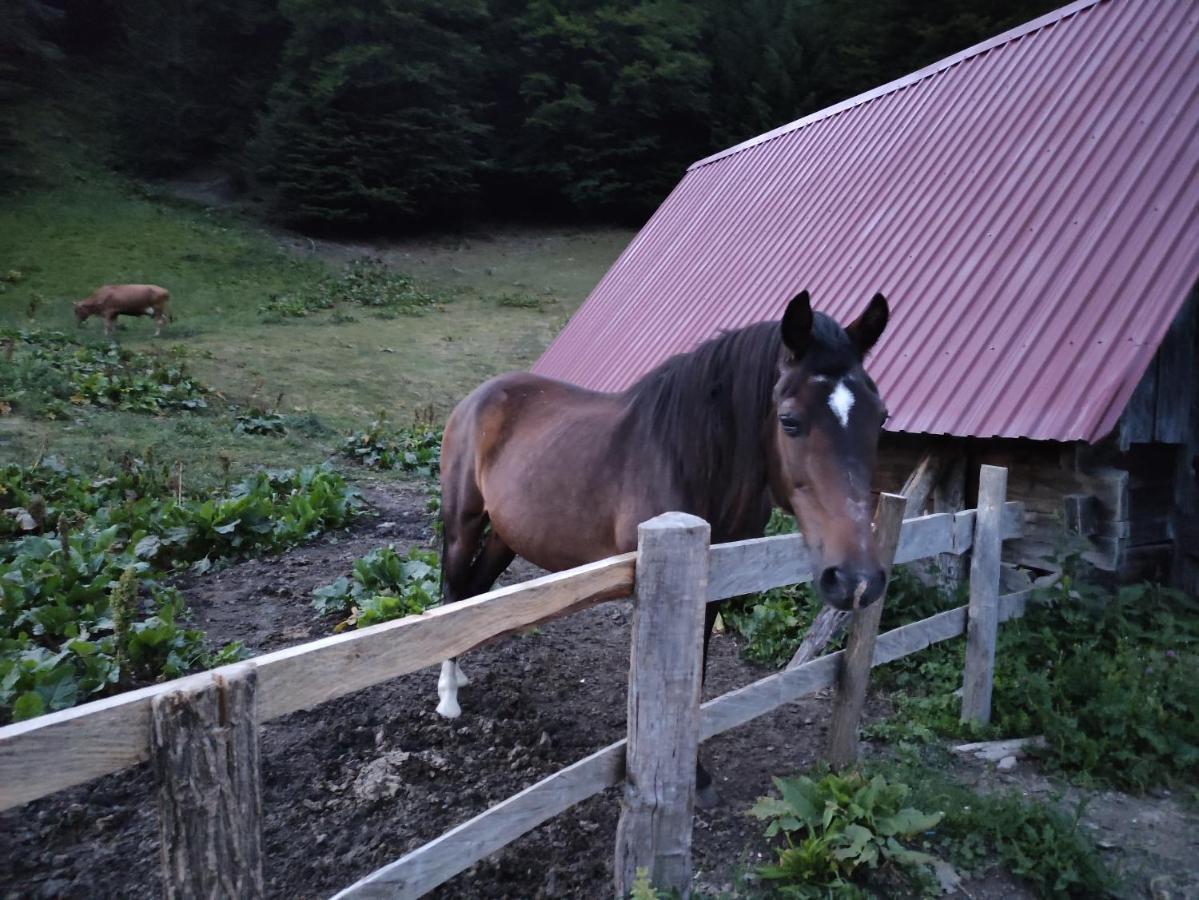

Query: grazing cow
[74,284,171,336]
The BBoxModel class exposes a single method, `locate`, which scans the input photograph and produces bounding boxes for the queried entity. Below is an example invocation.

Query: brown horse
[437,290,890,797]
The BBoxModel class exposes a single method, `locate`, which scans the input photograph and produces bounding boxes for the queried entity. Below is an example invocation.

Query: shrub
[313,545,440,630]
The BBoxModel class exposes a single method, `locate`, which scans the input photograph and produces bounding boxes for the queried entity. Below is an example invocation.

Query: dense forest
[3,0,1057,230]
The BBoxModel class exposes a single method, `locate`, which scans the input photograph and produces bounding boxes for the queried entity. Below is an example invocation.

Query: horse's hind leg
[695,601,723,808]
[438,527,517,719]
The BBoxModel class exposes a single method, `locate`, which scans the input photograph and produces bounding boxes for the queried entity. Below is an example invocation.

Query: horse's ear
[846,292,889,358]
[780,291,813,357]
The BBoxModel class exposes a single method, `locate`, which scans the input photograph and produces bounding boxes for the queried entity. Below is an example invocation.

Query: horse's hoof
[695,782,722,810]
[435,697,461,718]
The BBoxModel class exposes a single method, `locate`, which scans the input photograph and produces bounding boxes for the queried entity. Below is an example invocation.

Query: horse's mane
[620,314,853,536]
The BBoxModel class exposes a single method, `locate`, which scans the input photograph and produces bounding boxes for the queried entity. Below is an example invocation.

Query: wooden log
[961,466,1007,725]
[614,512,709,899]
[0,553,634,812]
[151,665,264,900]
[825,493,907,767]
[1063,493,1098,535]
[934,454,967,593]
[333,742,625,900]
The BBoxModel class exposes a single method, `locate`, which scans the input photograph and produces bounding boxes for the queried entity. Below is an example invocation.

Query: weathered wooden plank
[900,450,944,517]
[707,533,813,600]
[1153,292,1197,443]
[332,742,625,900]
[338,588,1036,900]
[1063,493,1098,536]
[152,665,264,900]
[0,553,635,811]
[826,493,907,767]
[615,513,709,898]
[961,466,1007,724]
[934,454,967,593]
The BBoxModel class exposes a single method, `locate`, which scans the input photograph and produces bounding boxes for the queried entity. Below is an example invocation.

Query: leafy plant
[724,583,827,668]
[340,416,441,477]
[749,769,943,898]
[233,410,287,436]
[628,868,669,900]
[313,545,440,630]
[0,329,208,417]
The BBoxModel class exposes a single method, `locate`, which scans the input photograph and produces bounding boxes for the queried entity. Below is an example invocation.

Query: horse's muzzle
[817,565,886,611]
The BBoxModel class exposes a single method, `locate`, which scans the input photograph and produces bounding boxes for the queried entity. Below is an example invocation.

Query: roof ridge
[689,0,1107,171]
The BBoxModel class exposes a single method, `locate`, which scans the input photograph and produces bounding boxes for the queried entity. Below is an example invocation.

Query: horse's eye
[778,414,802,436]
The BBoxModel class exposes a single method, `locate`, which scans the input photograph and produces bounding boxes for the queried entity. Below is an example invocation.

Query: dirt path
[2,482,1193,899]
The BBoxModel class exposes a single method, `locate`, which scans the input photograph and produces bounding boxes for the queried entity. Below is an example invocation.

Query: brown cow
[74,284,171,336]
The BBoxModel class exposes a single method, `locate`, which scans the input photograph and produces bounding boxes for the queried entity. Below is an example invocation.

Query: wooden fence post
[151,664,264,900]
[825,493,907,768]
[933,454,967,594]
[614,512,710,899]
[961,465,1007,725]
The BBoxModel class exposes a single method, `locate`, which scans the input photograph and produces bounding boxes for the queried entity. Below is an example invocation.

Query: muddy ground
[1,482,1195,899]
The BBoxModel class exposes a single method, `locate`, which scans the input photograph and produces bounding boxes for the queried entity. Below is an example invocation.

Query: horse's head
[770,291,890,612]
[73,300,90,323]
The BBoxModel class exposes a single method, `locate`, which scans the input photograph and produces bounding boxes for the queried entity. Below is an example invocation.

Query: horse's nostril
[820,567,842,591]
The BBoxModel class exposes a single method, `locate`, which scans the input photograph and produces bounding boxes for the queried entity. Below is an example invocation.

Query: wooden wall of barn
[874,288,1197,592]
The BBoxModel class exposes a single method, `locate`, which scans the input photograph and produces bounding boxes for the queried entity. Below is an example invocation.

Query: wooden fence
[0,466,1026,899]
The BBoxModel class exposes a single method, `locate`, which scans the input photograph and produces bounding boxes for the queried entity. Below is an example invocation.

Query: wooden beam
[961,466,1008,725]
[0,553,634,812]
[0,502,1026,814]
[825,493,907,767]
[332,742,625,899]
[933,454,967,593]
[152,665,264,900]
[899,450,945,516]
[615,513,709,898]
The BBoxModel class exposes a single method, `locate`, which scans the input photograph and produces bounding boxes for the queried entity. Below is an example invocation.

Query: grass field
[0,140,632,485]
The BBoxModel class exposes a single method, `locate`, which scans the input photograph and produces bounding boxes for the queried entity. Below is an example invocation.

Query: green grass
[0,142,630,484]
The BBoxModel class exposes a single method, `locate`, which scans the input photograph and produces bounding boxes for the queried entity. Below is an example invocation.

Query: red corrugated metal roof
[533,0,1199,442]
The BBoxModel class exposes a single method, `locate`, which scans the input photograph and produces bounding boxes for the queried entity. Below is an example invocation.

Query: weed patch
[340,416,441,477]
[869,553,1199,792]
[258,257,448,320]
[0,329,208,418]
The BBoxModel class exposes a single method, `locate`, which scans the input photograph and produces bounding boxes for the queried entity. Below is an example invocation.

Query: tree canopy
[4,0,1060,227]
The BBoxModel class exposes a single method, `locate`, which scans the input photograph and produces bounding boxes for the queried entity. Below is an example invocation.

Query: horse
[74,284,171,336]
[437,290,890,803]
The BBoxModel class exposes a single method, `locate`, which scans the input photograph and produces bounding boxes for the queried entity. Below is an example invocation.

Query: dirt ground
[1,482,1195,899]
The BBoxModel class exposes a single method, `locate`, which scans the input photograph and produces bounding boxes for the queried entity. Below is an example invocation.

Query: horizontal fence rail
[1,482,1028,900]
[0,502,1023,812]
[335,587,1032,899]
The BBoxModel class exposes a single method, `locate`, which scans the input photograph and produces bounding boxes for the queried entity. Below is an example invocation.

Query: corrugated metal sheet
[532,0,1199,442]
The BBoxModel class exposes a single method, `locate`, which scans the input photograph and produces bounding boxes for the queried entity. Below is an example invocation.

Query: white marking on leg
[828,380,855,428]
[453,661,470,687]
[436,659,461,718]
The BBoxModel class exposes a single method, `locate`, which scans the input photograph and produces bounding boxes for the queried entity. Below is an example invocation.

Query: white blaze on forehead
[828,380,855,428]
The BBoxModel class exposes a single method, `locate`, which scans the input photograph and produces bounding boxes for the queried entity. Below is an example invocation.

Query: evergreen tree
[250,0,490,230]
[111,0,285,175]
[500,0,710,220]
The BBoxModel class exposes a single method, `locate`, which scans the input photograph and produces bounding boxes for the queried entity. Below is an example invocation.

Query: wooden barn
[533,0,1199,590]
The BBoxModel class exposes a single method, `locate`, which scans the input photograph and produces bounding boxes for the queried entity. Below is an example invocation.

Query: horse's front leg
[436,659,471,718]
